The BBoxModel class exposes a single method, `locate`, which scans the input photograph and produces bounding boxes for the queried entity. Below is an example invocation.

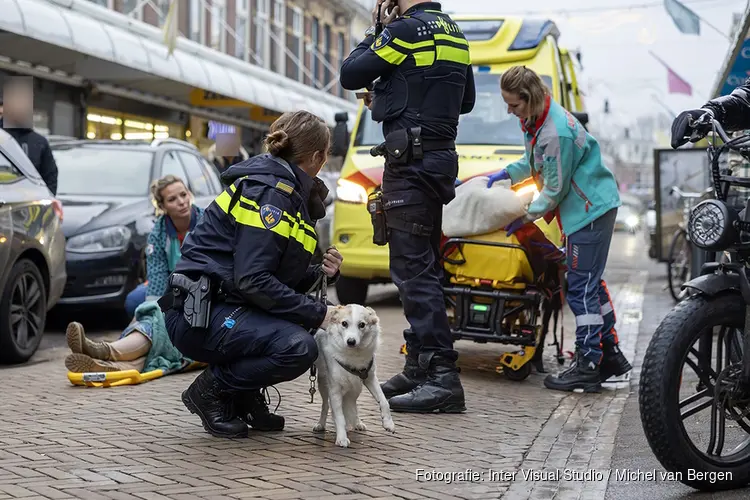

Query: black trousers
[165,302,318,392]
[381,150,459,363]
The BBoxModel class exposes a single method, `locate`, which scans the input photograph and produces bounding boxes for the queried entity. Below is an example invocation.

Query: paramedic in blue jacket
[486,66,632,393]
[163,111,342,438]
[339,0,475,414]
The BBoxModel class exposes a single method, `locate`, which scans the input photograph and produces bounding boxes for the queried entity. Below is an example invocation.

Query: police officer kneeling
[339,0,476,413]
[161,111,340,438]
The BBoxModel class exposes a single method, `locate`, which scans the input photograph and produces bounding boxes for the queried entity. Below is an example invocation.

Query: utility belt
[369,127,455,167]
[366,127,450,246]
[158,272,216,330]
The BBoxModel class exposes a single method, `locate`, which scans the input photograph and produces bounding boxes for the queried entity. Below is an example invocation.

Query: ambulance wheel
[503,363,532,381]
[335,277,368,305]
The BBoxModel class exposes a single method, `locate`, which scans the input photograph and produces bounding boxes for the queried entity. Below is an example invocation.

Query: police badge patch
[260,204,282,229]
[372,28,392,51]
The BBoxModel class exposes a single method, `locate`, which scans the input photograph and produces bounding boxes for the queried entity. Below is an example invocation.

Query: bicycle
[666,186,713,302]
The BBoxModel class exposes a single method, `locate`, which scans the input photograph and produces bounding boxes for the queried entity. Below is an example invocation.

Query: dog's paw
[335,435,350,448]
[355,421,368,431]
[313,423,326,433]
[382,418,395,433]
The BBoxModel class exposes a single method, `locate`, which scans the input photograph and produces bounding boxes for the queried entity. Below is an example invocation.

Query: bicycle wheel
[667,229,691,302]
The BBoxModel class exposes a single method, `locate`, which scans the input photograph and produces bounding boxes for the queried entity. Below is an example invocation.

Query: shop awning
[0,0,358,127]
[711,5,750,98]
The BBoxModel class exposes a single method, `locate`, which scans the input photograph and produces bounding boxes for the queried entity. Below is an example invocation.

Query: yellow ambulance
[331,15,588,304]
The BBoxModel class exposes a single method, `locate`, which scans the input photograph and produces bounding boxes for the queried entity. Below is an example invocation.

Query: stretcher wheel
[502,362,532,381]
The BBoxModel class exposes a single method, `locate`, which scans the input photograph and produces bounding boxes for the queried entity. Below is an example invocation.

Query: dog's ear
[329,304,348,324]
[364,306,379,325]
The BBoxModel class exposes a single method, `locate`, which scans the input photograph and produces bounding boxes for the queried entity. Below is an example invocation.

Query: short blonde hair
[500,66,550,119]
[150,175,190,214]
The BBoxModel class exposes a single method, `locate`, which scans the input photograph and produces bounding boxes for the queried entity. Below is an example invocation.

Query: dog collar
[336,358,374,380]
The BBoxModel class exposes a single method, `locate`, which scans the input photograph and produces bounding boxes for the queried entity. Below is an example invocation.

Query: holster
[168,273,212,330]
[367,187,389,246]
[370,127,424,167]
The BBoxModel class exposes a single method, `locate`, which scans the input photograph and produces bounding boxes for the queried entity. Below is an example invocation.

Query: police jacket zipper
[571,180,592,212]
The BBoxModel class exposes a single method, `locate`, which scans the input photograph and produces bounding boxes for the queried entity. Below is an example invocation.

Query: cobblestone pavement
[0,234,646,500]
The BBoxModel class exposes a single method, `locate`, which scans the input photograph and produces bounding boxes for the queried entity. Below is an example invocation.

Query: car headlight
[688,199,738,251]
[336,178,368,204]
[625,215,639,227]
[66,226,132,253]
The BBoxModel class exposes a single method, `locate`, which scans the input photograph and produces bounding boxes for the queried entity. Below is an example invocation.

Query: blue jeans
[125,283,147,318]
[566,208,619,365]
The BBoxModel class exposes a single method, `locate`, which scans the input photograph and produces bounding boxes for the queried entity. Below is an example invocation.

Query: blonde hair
[500,66,550,120]
[263,110,331,166]
[150,175,190,214]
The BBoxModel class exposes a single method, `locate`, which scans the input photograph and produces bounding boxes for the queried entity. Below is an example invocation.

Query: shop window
[160,151,189,184]
[178,152,212,196]
[0,153,23,184]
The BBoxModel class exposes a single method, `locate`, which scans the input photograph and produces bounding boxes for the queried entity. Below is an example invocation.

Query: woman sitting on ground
[124,175,205,317]
[64,175,204,373]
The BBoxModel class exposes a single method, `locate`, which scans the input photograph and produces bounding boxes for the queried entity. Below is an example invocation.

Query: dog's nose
[347,338,356,346]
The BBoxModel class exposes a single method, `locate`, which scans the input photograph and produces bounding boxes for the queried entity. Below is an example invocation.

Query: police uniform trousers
[165,302,318,391]
[382,150,459,364]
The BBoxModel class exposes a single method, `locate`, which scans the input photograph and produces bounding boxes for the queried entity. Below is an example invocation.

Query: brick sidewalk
[0,271,645,500]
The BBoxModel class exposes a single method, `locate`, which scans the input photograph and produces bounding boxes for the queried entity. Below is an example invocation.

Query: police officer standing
[339,0,475,413]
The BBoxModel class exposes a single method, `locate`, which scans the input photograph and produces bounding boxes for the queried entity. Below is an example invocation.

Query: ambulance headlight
[336,179,368,204]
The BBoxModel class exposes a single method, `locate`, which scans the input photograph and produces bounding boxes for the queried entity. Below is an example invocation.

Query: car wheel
[0,259,47,364]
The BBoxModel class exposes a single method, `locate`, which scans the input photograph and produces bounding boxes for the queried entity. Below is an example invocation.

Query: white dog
[312,304,395,447]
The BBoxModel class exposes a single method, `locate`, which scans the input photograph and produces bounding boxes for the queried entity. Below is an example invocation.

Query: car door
[176,151,219,208]
[0,151,19,284]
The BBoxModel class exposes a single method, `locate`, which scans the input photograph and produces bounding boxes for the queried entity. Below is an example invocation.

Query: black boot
[234,388,285,431]
[600,343,632,381]
[181,369,249,438]
[543,351,602,393]
[381,341,426,399]
[388,352,466,413]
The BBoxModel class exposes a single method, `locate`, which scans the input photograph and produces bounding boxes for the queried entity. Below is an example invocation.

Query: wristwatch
[364,25,377,37]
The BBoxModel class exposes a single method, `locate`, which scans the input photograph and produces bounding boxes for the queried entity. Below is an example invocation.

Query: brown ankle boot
[66,322,113,360]
[65,353,120,373]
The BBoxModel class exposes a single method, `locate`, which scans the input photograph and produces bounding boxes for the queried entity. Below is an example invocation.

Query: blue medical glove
[487,169,510,187]
[505,217,525,236]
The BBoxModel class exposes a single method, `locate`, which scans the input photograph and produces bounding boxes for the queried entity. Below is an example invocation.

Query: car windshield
[353,71,553,147]
[53,147,154,196]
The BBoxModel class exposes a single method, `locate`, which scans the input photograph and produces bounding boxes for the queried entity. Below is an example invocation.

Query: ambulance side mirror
[332,112,349,157]
[572,112,589,130]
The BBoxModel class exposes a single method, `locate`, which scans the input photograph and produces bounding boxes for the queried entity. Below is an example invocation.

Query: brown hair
[263,110,331,166]
[500,66,550,120]
[150,174,189,213]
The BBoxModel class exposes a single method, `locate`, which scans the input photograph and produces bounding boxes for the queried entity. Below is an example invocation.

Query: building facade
[0,0,368,154]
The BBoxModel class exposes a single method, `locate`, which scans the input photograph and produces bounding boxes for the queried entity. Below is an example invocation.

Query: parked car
[50,138,224,314]
[0,129,66,364]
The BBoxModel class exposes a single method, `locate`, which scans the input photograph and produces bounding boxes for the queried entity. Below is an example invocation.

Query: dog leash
[306,266,329,404]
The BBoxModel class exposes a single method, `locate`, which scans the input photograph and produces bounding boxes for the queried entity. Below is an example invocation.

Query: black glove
[671,108,713,149]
